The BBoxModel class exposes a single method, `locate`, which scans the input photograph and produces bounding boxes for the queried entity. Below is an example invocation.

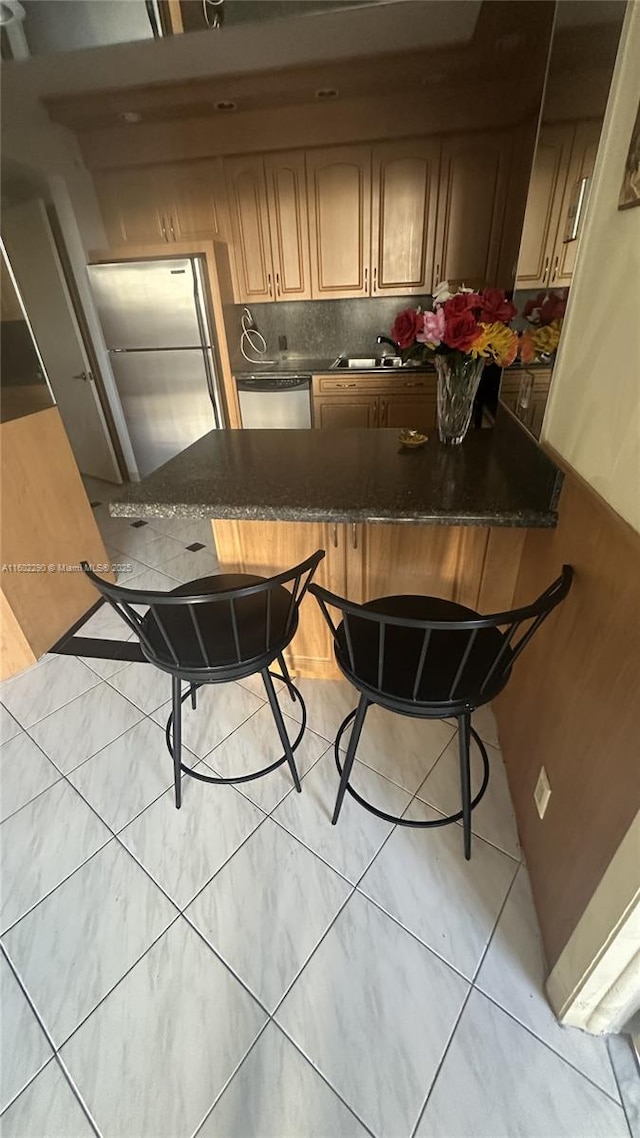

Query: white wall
[542,0,640,533]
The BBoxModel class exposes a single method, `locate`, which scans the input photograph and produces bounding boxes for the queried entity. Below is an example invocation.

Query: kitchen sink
[332,356,403,370]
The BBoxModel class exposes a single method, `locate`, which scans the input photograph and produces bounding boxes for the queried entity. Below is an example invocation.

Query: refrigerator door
[88,260,206,349]
[110,348,217,476]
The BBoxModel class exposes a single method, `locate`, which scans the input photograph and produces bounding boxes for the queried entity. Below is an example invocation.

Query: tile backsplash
[226,295,432,369]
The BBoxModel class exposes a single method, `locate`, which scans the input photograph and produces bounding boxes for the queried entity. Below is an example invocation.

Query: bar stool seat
[335,594,512,710]
[142,573,294,680]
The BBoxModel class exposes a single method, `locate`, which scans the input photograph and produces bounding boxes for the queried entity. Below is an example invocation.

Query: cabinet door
[95,168,168,246]
[264,152,312,301]
[346,524,489,609]
[382,393,436,433]
[372,139,440,295]
[434,132,512,289]
[163,160,225,242]
[225,155,274,302]
[211,518,345,679]
[551,121,601,287]
[515,125,574,289]
[313,395,378,429]
[306,146,371,298]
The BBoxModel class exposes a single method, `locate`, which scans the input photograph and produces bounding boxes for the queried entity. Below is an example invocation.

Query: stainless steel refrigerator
[88,257,223,477]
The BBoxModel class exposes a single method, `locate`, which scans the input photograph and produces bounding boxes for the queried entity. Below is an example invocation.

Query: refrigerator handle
[191,259,222,428]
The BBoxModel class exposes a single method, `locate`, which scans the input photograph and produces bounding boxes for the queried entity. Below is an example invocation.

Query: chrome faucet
[376,335,400,354]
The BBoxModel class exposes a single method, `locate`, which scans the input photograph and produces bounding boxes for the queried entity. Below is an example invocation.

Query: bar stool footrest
[334,708,490,827]
[165,670,306,786]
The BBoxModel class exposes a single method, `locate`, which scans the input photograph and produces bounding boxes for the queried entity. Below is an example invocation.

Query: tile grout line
[474,985,628,1110]
[606,1037,636,1138]
[408,859,521,1138]
[0,944,103,1136]
[188,1018,273,1138]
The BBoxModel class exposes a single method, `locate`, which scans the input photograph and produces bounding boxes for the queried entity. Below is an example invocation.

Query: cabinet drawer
[313,372,434,394]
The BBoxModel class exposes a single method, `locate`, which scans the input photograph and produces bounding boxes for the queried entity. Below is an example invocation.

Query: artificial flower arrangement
[519,290,566,364]
[390,281,519,369]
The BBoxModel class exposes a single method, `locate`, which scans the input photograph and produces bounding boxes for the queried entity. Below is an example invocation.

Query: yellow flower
[532,319,562,355]
[470,322,518,366]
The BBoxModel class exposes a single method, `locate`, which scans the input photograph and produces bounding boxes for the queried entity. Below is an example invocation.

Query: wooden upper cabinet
[264,152,312,301]
[95,167,167,246]
[371,139,440,295]
[551,120,601,287]
[164,161,224,242]
[434,132,512,289]
[306,146,371,299]
[225,155,274,302]
[516,125,574,289]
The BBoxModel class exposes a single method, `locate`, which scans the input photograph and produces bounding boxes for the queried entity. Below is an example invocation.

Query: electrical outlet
[534,766,552,819]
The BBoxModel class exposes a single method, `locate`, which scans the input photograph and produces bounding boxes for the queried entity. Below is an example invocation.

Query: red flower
[390,307,423,349]
[523,292,547,321]
[539,294,566,323]
[523,290,566,325]
[479,288,516,324]
[443,311,479,352]
[443,292,481,318]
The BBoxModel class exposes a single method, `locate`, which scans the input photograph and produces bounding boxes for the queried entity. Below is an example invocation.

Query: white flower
[432,280,454,305]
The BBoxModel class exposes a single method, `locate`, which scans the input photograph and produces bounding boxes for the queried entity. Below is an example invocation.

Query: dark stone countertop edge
[111,500,558,528]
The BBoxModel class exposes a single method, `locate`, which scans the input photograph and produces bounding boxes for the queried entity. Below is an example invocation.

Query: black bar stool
[310,565,572,859]
[82,550,325,808]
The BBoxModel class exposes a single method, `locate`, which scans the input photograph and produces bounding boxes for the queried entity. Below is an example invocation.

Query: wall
[542,1,640,533]
[494,2,640,974]
[226,295,431,371]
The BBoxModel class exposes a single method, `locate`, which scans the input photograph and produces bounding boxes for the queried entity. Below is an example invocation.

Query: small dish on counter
[398,429,428,448]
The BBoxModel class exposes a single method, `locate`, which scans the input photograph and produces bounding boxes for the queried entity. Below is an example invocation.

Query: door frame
[546,810,640,1033]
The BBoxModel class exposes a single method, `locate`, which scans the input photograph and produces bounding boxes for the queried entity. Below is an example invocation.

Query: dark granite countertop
[232,359,435,378]
[111,413,562,528]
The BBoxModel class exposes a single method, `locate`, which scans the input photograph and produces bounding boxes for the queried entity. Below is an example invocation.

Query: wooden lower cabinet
[382,394,436,432]
[313,395,378,429]
[211,517,525,679]
[312,372,436,432]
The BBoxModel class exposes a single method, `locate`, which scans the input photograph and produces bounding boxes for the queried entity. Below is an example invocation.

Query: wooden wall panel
[494,470,640,967]
[0,407,112,676]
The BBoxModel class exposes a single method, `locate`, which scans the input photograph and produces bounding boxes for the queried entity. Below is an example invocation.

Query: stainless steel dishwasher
[236,374,312,429]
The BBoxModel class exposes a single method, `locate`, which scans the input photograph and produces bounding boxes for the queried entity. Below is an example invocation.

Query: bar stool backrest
[82,550,325,675]
[310,565,573,709]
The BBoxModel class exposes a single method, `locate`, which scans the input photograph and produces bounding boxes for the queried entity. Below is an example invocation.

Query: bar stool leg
[172,675,183,810]
[277,653,296,702]
[332,694,370,826]
[458,712,472,860]
[262,668,301,792]
[190,684,197,710]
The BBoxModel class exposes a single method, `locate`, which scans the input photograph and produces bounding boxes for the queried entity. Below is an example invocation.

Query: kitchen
[1,2,639,1135]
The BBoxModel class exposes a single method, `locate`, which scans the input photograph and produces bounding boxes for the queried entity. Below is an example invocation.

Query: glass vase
[434,353,484,445]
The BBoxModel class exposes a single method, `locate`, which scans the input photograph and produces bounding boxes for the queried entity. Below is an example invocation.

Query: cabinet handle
[364,267,368,293]
[335,382,358,388]
[373,266,377,292]
[276,272,281,297]
[542,256,550,283]
[267,273,273,298]
[551,255,559,282]
[161,216,168,242]
[332,523,339,549]
[380,398,387,426]
[403,381,423,389]
[564,175,590,243]
[351,523,358,550]
[169,215,176,241]
[373,401,378,425]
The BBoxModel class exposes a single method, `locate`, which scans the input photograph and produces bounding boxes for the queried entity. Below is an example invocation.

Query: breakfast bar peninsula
[111,414,562,680]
